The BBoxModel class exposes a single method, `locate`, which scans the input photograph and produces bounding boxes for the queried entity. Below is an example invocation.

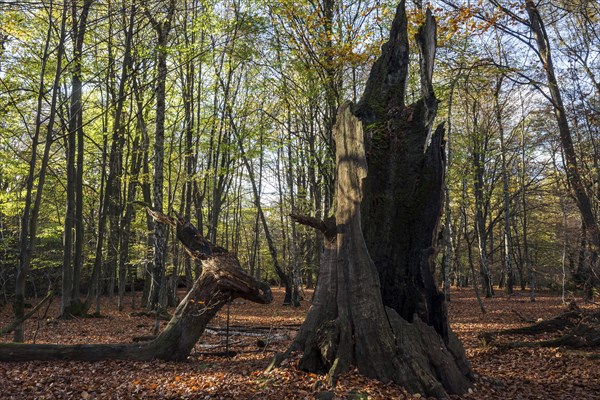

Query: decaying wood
[480,311,582,343]
[0,211,271,362]
[511,309,536,324]
[481,310,600,349]
[206,324,300,332]
[274,102,471,399]
[357,6,448,337]
[204,328,289,341]
[270,5,472,398]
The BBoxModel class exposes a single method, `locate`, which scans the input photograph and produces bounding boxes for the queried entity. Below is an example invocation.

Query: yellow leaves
[430,2,510,45]
[407,7,426,34]
[0,11,31,42]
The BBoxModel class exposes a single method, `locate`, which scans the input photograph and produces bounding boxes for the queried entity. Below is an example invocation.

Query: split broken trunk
[0,211,272,362]
[273,4,473,399]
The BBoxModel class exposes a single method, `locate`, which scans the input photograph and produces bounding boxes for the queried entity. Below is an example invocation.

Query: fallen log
[0,211,272,362]
[205,324,300,332]
[511,309,536,324]
[502,312,600,349]
[204,328,289,341]
[480,310,600,349]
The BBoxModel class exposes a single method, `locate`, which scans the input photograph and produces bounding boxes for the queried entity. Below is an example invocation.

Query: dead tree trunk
[481,309,600,349]
[271,4,472,398]
[0,211,271,362]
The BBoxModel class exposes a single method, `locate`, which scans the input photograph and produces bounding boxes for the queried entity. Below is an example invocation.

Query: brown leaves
[1,288,599,399]
[449,289,600,400]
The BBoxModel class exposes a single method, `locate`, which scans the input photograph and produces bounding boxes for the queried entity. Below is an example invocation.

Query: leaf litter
[1,288,599,399]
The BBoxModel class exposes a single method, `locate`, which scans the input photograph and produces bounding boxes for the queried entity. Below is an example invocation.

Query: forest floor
[1,287,599,399]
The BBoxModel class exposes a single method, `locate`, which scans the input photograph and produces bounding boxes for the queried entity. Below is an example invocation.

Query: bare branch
[290,213,336,240]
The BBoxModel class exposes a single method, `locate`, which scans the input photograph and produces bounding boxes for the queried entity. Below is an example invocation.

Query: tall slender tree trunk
[526,0,599,299]
[180,26,197,290]
[141,146,154,309]
[62,0,93,318]
[442,72,459,300]
[118,133,143,310]
[463,187,486,314]
[14,0,68,341]
[114,2,137,311]
[472,111,493,298]
[286,120,301,305]
[146,0,176,310]
[494,77,514,295]
[84,124,108,314]
[103,0,119,300]
[520,115,534,301]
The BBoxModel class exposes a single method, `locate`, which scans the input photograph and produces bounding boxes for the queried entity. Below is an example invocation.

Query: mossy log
[0,211,271,362]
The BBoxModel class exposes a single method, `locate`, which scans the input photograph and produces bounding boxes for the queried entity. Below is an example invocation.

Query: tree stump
[272,4,473,398]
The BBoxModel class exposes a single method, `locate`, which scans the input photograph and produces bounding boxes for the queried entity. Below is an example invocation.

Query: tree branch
[290,213,336,240]
[1,291,53,337]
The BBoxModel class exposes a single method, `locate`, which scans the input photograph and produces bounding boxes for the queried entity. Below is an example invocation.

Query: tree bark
[494,76,514,295]
[357,3,454,332]
[61,0,94,318]
[146,0,176,311]
[526,0,599,299]
[115,4,138,311]
[14,0,68,342]
[273,5,473,397]
[0,212,272,362]
[471,106,494,299]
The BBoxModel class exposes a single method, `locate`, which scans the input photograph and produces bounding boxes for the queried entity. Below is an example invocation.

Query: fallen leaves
[0,288,598,399]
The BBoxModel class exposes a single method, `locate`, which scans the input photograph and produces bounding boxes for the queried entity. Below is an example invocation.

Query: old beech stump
[271,4,473,399]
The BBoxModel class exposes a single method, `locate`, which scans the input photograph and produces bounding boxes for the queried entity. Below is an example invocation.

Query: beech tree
[145,0,176,311]
[61,0,94,318]
[438,0,600,299]
[12,0,69,342]
[272,3,472,398]
[523,0,600,299]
